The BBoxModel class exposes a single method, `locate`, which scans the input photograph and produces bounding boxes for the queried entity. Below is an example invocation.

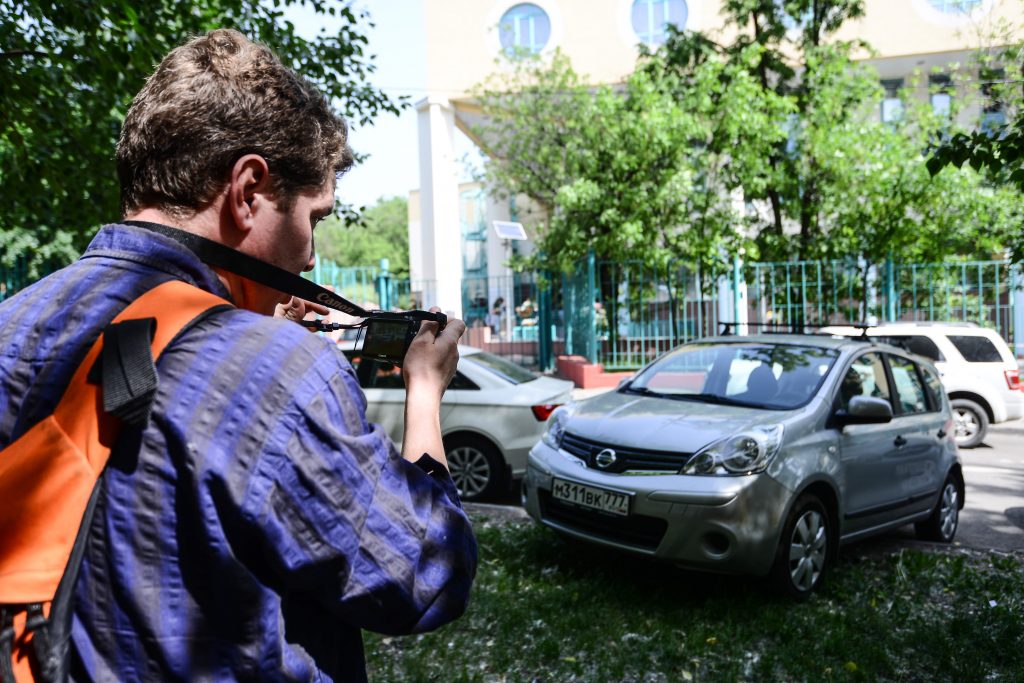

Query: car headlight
[681,425,785,475]
[541,404,573,449]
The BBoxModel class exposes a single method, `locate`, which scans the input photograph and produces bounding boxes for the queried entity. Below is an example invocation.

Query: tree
[0,0,403,276]
[815,91,1022,265]
[472,51,716,273]
[650,1,872,261]
[651,0,1023,264]
[316,196,409,278]
[927,37,1024,262]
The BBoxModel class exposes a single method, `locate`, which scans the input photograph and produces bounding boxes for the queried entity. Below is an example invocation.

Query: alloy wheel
[788,509,827,593]
[953,407,979,441]
[939,482,959,540]
[448,445,492,498]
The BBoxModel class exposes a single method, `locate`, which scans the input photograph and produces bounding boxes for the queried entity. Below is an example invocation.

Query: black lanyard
[124,220,372,318]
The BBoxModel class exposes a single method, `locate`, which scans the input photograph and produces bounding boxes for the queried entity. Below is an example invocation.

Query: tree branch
[1,50,49,60]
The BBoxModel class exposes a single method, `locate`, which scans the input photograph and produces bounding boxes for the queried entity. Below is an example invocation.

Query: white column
[416,96,463,318]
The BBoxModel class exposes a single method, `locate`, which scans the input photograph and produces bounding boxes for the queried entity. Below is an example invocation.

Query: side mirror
[835,395,893,429]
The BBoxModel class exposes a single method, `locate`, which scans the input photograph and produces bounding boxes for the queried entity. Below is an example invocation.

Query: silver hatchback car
[524,334,964,597]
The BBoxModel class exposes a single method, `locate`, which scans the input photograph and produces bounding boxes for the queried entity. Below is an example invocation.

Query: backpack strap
[49,280,231,479]
[0,280,231,682]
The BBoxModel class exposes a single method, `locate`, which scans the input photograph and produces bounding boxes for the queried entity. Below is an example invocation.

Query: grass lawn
[366,511,1024,683]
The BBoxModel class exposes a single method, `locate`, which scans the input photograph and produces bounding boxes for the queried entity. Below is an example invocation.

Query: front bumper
[523,441,794,576]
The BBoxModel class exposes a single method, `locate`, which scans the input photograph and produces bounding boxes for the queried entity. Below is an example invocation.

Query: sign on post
[492,221,528,241]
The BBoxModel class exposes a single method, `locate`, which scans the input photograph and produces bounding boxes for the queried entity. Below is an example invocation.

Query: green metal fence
[5,253,1019,371]
[298,255,1024,372]
[892,261,1017,339]
[748,260,877,328]
[584,259,720,370]
[568,256,1020,372]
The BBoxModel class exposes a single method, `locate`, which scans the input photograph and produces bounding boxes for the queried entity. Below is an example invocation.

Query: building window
[880,78,904,123]
[632,0,688,45]
[929,73,953,118]
[499,3,551,56]
[461,189,488,274]
[927,0,982,12]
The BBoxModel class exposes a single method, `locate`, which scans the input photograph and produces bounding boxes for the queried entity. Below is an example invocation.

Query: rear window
[876,335,943,362]
[464,351,537,385]
[947,335,1004,363]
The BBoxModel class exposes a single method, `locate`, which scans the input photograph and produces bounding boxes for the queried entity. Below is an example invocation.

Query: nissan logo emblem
[594,448,617,469]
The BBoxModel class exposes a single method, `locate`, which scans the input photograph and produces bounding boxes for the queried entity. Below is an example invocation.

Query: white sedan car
[343,345,574,501]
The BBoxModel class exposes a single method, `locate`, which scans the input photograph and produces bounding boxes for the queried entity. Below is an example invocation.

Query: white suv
[822,323,1023,448]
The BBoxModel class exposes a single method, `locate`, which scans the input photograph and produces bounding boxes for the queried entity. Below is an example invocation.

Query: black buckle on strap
[100,317,159,426]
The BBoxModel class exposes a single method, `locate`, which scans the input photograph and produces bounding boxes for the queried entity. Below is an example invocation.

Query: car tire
[770,493,831,599]
[950,398,988,449]
[444,434,505,502]
[915,475,960,543]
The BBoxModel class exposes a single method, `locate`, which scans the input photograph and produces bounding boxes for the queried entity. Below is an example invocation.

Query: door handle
[937,428,946,439]
[894,435,907,447]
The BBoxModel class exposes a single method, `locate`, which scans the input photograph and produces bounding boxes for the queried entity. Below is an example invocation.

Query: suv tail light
[1006,369,1022,391]
[531,404,561,421]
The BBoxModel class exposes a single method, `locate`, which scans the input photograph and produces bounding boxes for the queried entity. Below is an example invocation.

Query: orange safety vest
[0,280,231,682]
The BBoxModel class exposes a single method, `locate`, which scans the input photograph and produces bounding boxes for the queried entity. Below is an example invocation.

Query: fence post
[884,257,896,323]
[1013,264,1024,361]
[377,258,391,310]
[538,277,553,372]
[585,250,598,363]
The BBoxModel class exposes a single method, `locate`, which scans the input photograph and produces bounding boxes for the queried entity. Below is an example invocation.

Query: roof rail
[718,321,872,337]
[870,320,979,328]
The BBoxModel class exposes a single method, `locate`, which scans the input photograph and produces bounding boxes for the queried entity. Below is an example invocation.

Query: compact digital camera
[360,310,448,365]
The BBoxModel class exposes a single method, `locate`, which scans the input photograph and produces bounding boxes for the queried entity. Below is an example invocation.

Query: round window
[499,3,552,56]
[927,0,982,12]
[632,0,688,45]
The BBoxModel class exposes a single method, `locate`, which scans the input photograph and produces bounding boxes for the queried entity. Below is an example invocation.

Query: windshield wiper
[623,385,665,398]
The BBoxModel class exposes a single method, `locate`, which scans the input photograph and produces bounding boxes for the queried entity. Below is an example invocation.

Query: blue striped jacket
[0,224,476,682]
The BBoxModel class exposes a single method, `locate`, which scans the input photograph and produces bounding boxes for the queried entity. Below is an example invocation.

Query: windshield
[464,351,537,385]
[626,342,839,409]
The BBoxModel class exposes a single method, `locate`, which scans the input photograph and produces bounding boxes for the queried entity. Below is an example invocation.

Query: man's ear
[227,154,272,234]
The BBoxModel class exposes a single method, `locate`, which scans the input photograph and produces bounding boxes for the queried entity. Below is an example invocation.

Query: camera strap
[122,220,372,318]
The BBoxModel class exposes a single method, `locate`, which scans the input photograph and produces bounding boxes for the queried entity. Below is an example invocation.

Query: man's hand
[403,309,466,400]
[275,296,330,328]
[400,308,466,468]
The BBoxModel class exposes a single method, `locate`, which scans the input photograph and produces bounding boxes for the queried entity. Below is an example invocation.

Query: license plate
[551,478,630,516]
